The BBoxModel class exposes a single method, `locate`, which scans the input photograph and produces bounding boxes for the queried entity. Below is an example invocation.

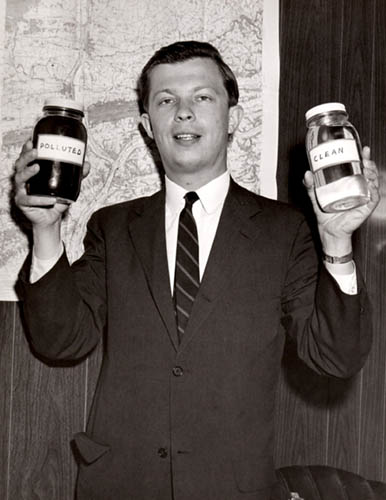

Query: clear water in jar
[306,124,370,212]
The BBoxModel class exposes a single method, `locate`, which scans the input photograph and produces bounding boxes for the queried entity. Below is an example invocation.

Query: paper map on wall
[0,0,279,300]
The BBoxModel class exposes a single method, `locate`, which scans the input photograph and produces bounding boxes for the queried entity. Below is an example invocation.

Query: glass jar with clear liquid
[305,102,370,212]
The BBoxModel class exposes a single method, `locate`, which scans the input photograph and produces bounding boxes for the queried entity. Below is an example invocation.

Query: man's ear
[140,113,154,139]
[228,104,244,135]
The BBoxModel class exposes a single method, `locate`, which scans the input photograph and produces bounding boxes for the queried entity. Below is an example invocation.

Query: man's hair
[137,40,239,113]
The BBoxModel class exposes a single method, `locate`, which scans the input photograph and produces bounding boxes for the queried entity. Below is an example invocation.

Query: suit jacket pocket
[232,454,277,493]
[73,432,111,465]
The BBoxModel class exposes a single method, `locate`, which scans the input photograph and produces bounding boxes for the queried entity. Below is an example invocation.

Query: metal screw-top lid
[305,102,346,122]
[43,97,84,114]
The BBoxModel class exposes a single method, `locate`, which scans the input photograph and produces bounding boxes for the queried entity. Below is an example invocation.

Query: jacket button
[158,447,168,458]
[172,366,184,377]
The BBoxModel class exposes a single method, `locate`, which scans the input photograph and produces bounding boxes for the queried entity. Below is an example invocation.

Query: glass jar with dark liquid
[305,102,370,212]
[27,98,87,203]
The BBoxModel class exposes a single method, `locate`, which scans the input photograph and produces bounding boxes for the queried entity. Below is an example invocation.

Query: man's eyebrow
[193,86,218,93]
[152,88,174,98]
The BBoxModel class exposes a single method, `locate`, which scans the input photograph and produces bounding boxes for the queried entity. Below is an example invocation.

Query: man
[14,41,379,500]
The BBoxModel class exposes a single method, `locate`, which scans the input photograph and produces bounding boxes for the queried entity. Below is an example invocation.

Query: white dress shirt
[165,171,229,292]
[30,170,357,294]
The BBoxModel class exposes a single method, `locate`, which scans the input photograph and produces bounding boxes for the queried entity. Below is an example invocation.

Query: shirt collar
[165,171,230,215]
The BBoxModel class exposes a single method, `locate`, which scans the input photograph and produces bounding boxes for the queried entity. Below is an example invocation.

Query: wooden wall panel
[276,0,386,483]
[275,0,344,468]
[326,0,376,476]
[0,302,14,500]
[0,300,104,500]
[277,0,343,205]
[7,305,85,499]
[358,0,386,480]
[324,375,362,473]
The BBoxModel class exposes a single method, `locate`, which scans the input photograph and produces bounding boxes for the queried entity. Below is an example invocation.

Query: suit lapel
[179,180,264,351]
[127,181,265,353]
[128,190,179,351]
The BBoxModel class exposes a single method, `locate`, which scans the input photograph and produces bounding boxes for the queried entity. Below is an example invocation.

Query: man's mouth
[174,133,201,142]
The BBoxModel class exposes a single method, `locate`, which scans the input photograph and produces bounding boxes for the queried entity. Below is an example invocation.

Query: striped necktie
[174,191,200,342]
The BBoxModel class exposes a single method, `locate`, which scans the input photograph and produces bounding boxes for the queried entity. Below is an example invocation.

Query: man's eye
[196,95,212,102]
[159,98,174,106]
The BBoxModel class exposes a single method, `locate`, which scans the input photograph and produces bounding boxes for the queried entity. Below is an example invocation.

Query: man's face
[141,57,243,188]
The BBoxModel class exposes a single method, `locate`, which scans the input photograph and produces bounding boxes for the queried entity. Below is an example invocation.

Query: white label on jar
[36,134,85,166]
[309,138,360,172]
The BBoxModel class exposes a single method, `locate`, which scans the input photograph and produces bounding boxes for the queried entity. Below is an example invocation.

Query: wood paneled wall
[0,301,103,498]
[1,1,386,498]
[275,0,386,483]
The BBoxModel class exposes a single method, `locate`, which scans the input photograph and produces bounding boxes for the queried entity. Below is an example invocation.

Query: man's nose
[174,100,195,122]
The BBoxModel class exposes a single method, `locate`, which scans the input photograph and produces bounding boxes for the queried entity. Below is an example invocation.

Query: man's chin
[164,155,205,172]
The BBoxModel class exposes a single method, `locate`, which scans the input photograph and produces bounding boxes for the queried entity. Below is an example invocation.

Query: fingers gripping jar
[27,97,87,203]
[305,102,370,212]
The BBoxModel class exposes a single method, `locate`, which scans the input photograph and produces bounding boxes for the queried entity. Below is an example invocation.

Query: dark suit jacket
[18,180,372,500]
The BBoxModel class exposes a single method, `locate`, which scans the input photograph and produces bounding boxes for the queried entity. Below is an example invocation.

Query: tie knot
[184,191,199,208]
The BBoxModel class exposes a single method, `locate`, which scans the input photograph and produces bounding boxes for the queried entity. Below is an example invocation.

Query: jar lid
[43,97,84,114]
[305,102,346,121]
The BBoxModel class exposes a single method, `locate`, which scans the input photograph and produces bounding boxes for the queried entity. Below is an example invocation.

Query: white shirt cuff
[324,261,358,295]
[30,243,64,283]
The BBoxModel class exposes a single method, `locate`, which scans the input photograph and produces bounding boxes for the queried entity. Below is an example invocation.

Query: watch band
[323,251,353,264]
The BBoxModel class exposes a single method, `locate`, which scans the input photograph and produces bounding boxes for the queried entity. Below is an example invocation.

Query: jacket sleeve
[17,212,107,362]
[280,217,372,378]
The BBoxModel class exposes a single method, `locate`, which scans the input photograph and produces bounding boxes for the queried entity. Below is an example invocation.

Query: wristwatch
[323,251,353,264]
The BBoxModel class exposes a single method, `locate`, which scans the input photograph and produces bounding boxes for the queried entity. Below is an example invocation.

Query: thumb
[303,170,319,210]
[82,161,91,179]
